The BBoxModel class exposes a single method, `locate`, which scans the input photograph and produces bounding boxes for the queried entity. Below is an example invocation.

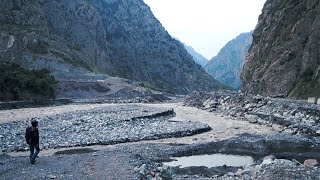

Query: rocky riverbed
[184,91,320,136]
[0,104,210,152]
[1,96,320,179]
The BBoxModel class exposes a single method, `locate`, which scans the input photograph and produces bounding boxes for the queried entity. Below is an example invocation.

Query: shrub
[0,62,57,101]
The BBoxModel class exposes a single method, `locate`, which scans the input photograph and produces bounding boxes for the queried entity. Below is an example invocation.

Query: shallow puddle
[163,154,254,168]
[54,148,98,155]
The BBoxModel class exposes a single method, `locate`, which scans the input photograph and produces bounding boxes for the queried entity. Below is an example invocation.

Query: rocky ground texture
[184,91,320,136]
[0,104,210,153]
[1,94,320,179]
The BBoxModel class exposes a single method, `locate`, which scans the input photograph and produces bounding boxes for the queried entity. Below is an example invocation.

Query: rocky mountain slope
[241,0,320,98]
[205,32,252,89]
[182,43,208,68]
[0,0,223,95]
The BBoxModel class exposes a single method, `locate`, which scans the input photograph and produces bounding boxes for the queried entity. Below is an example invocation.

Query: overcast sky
[144,0,266,59]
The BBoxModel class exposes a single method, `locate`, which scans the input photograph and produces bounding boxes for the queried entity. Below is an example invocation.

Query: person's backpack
[25,127,34,144]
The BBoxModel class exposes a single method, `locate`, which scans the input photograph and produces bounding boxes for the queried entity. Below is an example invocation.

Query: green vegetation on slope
[0,62,57,101]
[289,68,320,98]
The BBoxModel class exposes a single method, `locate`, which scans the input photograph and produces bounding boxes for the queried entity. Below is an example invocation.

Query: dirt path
[6,102,276,157]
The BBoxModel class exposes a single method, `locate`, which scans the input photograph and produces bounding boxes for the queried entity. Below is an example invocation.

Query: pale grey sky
[144,0,266,59]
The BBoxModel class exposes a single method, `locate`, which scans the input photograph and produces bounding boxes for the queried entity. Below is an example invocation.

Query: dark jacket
[25,126,39,145]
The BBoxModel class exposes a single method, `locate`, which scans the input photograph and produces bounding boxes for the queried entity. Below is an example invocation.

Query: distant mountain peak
[183,44,209,68]
[205,32,252,89]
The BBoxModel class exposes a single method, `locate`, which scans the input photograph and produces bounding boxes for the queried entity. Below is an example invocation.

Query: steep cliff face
[0,0,222,94]
[0,0,112,80]
[182,43,208,68]
[205,32,252,89]
[241,0,320,97]
[92,0,222,93]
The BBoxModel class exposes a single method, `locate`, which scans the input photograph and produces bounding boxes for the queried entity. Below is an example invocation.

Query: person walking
[25,119,40,164]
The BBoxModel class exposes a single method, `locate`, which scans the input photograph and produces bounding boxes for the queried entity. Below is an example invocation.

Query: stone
[272,124,282,132]
[158,165,173,180]
[243,174,251,180]
[244,104,254,109]
[224,96,231,101]
[257,119,267,125]
[47,175,57,179]
[318,98,320,105]
[289,109,298,116]
[273,159,296,167]
[307,97,317,104]
[283,129,295,134]
[261,155,276,166]
[235,169,244,176]
[304,159,319,167]
[252,94,264,103]
[146,175,153,180]
[245,114,258,123]
[316,130,320,135]
[227,172,234,176]
[138,164,147,177]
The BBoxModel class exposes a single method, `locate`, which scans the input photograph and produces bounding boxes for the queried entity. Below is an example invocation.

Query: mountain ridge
[205,32,252,89]
[0,0,224,95]
[182,43,209,68]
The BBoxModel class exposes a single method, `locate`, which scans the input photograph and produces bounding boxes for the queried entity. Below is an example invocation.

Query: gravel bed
[0,148,141,180]
[0,104,210,152]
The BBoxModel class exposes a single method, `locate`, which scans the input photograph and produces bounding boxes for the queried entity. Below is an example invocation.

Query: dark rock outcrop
[241,0,320,97]
[0,0,223,94]
[0,0,111,80]
[205,32,252,89]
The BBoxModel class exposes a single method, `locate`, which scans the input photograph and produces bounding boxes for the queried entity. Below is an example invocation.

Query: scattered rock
[184,92,320,137]
[272,124,282,132]
[47,175,57,179]
[304,159,319,167]
[307,97,317,104]
[158,165,173,180]
[245,114,258,123]
[261,155,275,166]
[273,159,297,167]
[136,164,147,178]
[234,169,244,176]
[0,105,211,152]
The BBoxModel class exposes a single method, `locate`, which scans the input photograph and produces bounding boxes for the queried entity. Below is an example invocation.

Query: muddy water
[164,154,254,168]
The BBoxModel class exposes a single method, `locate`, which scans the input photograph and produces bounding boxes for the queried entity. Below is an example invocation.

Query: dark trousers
[29,144,40,162]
